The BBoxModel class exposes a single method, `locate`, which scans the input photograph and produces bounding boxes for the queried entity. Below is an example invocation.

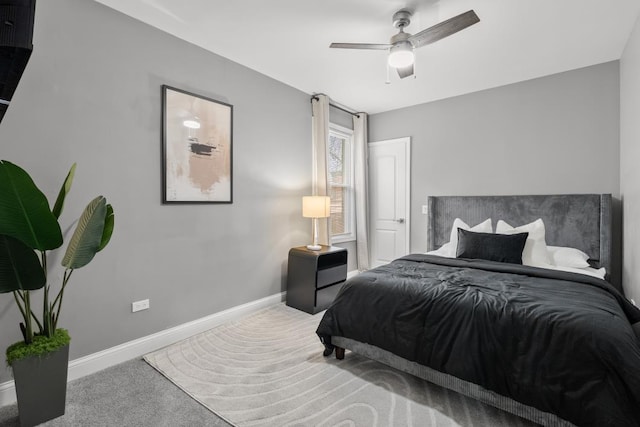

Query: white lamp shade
[302,196,330,218]
[388,41,414,68]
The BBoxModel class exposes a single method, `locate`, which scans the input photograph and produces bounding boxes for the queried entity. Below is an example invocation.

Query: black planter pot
[12,344,69,427]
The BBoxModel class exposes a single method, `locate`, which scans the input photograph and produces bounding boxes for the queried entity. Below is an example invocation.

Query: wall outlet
[422,205,428,215]
[132,299,150,313]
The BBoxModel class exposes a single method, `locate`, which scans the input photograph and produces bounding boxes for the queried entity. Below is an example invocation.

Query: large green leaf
[97,204,114,252]
[61,196,107,269]
[52,163,76,219]
[0,161,63,251]
[0,235,46,293]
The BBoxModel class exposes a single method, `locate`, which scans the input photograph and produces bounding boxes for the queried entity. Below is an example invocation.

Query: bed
[316,194,640,427]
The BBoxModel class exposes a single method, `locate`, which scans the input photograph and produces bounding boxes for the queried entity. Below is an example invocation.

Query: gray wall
[329,105,355,131]
[621,15,640,304]
[0,0,311,383]
[369,62,621,282]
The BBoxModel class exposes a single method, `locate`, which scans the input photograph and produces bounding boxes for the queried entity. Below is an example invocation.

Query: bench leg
[335,347,345,360]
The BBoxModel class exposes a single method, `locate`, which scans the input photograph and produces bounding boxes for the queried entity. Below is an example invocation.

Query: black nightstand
[286,245,348,314]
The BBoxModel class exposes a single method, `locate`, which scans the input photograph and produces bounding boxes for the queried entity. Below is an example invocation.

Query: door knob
[396,218,405,224]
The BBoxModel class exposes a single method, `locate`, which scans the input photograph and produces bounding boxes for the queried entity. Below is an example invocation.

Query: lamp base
[306,244,322,251]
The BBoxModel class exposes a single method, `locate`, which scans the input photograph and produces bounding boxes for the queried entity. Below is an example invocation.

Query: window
[328,124,355,242]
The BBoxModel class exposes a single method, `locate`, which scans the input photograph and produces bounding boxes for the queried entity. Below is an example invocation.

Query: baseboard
[0,381,14,408]
[0,292,285,407]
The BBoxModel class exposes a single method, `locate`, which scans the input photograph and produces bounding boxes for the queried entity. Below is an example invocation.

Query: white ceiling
[94,0,640,114]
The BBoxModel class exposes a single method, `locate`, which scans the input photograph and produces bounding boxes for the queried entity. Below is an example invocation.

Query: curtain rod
[310,95,361,118]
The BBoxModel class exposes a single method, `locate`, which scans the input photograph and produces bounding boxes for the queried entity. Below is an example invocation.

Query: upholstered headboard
[427,194,613,285]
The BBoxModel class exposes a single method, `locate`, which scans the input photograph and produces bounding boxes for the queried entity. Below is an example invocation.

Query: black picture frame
[161,85,233,204]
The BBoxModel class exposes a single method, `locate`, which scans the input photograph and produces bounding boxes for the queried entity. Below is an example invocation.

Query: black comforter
[316,255,640,427]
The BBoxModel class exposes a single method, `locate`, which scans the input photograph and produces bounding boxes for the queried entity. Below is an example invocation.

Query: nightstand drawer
[316,281,344,312]
[317,264,347,289]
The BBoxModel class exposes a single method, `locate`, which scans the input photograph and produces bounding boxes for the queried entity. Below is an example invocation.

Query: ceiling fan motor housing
[390,31,410,45]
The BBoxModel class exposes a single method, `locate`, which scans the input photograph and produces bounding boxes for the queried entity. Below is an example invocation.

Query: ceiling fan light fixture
[388,41,414,68]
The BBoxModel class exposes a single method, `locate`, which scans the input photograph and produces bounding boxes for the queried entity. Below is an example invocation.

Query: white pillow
[548,265,606,280]
[547,246,590,269]
[426,218,492,257]
[496,219,551,267]
[426,241,455,257]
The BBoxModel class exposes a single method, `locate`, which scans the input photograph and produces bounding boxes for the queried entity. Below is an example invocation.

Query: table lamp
[302,196,330,250]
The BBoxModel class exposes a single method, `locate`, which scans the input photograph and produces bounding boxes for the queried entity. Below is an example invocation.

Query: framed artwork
[162,85,233,203]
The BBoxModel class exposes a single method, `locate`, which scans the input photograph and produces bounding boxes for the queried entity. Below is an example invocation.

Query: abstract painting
[162,85,233,203]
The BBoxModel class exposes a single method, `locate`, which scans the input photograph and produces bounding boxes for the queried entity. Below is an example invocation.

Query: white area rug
[144,304,535,427]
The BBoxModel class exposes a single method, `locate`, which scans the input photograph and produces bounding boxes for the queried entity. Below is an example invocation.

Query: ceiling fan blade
[409,10,480,49]
[330,43,391,50]
[396,63,414,79]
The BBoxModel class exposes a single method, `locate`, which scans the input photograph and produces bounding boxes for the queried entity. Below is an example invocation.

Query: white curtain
[353,112,370,270]
[311,95,331,246]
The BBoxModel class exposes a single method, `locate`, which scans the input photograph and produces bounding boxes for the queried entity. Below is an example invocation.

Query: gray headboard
[427,194,613,285]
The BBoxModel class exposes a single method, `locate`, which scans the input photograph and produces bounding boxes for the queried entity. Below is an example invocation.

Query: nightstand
[286,245,348,314]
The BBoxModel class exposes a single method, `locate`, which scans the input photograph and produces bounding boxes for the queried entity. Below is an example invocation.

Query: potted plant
[0,160,114,427]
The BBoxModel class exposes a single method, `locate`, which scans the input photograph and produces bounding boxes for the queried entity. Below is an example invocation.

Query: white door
[369,137,410,267]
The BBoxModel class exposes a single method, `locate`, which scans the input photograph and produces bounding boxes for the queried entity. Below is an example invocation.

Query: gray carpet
[0,358,230,427]
[145,304,538,427]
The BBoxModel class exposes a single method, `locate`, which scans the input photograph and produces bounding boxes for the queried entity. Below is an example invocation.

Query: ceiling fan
[330,9,480,79]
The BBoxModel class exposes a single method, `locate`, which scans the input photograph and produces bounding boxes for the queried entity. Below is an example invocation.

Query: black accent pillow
[456,228,529,264]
